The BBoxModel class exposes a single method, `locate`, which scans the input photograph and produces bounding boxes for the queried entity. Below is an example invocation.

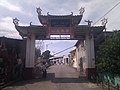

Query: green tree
[96,31,120,75]
[41,50,53,62]
[35,48,41,58]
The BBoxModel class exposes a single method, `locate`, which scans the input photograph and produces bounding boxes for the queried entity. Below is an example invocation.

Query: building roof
[74,40,81,47]
[49,56,64,60]
[0,37,23,48]
[13,9,105,40]
[38,13,83,25]
[69,49,76,53]
[15,25,47,38]
[14,24,105,40]
[0,36,22,41]
[74,25,105,39]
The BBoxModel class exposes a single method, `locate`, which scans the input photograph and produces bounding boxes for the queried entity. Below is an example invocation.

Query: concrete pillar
[76,47,80,71]
[24,34,35,79]
[85,32,95,80]
[25,34,35,67]
[29,34,35,67]
[26,37,31,67]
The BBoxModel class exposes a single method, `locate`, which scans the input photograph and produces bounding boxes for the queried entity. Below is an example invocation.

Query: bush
[96,31,120,75]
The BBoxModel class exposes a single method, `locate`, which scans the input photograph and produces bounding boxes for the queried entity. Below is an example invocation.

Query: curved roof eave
[38,14,83,25]
[15,25,47,37]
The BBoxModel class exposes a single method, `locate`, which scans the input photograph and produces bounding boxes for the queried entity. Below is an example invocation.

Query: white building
[49,55,69,65]
[75,40,86,75]
[69,49,77,68]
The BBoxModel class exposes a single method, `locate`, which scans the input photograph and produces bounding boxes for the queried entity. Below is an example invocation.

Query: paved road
[2,65,106,90]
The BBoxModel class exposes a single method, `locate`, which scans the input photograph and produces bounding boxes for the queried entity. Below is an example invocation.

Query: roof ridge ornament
[30,22,32,26]
[47,12,50,15]
[85,20,93,26]
[71,12,73,15]
[13,18,19,26]
[36,7,42,15]
[101,18,108,26]
[79,7,85,15]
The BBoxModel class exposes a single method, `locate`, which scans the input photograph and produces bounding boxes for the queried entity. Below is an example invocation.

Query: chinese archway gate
[13,7,105,79]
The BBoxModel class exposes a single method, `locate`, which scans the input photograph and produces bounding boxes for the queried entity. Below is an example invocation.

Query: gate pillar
[76,47,80,71]
[85,32,96,80]
[23,34,35,79]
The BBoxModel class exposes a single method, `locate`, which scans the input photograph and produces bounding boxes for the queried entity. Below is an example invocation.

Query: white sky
[0,0,120,56]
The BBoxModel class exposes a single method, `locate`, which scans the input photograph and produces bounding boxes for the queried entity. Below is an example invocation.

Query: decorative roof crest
[30,22,32,26]
[13,18,19,26]
[101,18,108,26]
[47,12,50,15]
[79,7,85,15]
[71,12,73,15]
[36,7,42,15]
[85,20,93,26]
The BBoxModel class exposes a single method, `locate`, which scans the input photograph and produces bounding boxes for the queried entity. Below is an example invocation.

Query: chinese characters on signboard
[49,27,71,35]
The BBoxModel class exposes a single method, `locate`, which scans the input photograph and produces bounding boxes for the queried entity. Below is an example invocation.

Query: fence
[98,72,120,90]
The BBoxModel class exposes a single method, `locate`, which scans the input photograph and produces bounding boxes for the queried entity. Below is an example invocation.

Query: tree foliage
[96,31,120,75]
[35,48,41,58]
[42,50,53,59]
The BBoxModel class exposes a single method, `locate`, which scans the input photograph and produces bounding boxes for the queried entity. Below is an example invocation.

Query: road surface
[2,65,106,90]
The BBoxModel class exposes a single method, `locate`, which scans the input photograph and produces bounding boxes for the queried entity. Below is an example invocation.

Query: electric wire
[93,1,120,25]
[53,46,74,56]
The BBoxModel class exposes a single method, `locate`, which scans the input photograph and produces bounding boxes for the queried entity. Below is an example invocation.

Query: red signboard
[49,27,71,35]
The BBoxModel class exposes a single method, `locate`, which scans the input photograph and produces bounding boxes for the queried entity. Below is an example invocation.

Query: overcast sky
[0,0,120,56]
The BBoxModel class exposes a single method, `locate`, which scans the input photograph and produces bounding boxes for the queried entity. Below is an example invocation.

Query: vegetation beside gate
[96,30,120,88]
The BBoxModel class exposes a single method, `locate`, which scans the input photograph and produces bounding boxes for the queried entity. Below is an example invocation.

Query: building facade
[50,55,69,65]
[69,49,77,68]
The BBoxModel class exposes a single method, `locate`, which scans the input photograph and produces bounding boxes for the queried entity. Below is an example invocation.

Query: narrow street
[2,65,106,90]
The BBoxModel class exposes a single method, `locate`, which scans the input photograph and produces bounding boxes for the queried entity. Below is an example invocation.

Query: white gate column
[25,34,35,67]
[85,32,95,80]
[24,34,35,79]
[29,34,35,67]
[25,37,31,67]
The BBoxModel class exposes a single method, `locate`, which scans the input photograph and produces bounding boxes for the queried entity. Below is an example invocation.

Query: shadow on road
[47,73,88,83]
[10,72,88,87]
